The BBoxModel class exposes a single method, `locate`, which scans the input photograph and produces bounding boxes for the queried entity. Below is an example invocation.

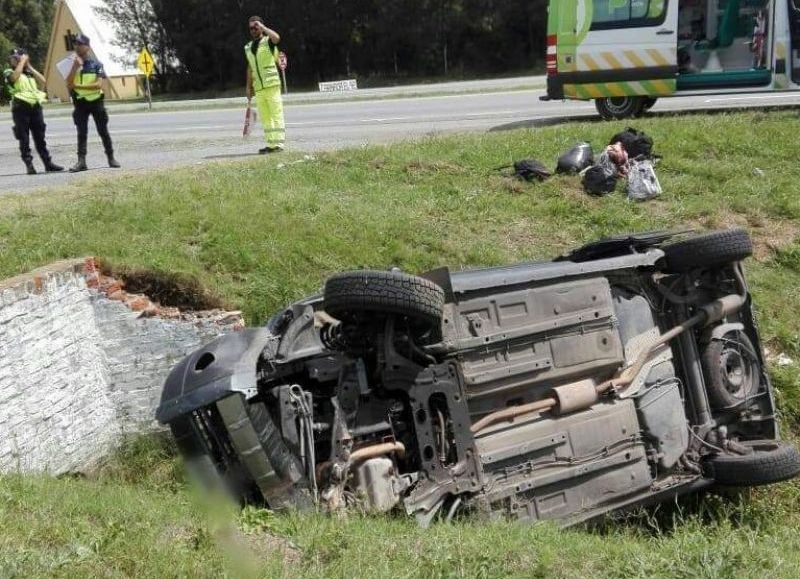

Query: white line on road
[703,94,800,103]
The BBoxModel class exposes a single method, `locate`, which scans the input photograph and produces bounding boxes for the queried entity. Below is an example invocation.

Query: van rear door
[559,0,679,100]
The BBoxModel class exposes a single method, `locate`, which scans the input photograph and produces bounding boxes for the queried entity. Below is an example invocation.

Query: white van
[543,0,800,118]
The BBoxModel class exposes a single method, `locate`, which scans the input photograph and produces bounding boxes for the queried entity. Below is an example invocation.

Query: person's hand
[20,54,29,65]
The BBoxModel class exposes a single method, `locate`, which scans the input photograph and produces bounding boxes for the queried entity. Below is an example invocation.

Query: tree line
[0,0,53,66]
[3,0,548,93]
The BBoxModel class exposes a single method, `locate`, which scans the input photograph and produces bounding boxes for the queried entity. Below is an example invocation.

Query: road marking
[703,94,800,103]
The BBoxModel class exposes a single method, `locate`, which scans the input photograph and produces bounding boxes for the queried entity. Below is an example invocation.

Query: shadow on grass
[586,488,769,538]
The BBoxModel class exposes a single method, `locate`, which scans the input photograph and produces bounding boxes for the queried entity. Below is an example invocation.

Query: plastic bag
[556,142,594,174]
[626,159,662,202]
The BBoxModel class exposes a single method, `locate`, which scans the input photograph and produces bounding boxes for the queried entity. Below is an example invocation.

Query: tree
[96,0,177,82]
[0,0,53,65]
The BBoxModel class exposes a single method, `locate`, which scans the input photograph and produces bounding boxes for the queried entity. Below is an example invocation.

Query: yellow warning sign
[137,48,155,77]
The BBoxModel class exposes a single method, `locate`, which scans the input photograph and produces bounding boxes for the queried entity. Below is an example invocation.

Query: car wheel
[594,96,645,120]
[660,228,753,273]
[702,330,760,410]
[323,270,445,330]
[705,440,800,486]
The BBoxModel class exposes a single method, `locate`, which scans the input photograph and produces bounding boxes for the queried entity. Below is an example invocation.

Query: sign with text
[318,79,358,92]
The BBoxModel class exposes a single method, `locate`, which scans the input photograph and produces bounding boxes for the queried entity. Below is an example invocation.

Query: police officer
[3,48,63,175]
[245,16,285,153]
[66,34,120,172]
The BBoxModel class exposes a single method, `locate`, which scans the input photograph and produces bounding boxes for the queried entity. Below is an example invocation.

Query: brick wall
[0,259,243,475]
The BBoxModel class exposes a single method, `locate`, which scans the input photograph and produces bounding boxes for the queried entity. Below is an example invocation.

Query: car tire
[705,440,800,486]
[660,228,753,273]
[702,330,761,410]
[324,270,445,329]
[595,96,645,120]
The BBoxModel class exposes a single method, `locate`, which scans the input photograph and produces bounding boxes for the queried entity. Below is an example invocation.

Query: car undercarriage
[157,228,800,526]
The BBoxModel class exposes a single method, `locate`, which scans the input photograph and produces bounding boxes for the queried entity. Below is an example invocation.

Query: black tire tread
[706,440,800,486]
[662,228,752,273]
[324,270,445,325]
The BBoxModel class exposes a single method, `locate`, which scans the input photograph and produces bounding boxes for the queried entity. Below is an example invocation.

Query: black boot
[24,160,37,175]
[44,160,64,173]
[107,155,121,168]
[69,156,88,173]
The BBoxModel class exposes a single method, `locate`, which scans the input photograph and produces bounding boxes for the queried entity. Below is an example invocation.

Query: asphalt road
[2,86,799,195]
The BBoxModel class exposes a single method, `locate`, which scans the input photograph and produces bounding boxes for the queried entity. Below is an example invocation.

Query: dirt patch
[94,259,226,311]
[84,258,242,326]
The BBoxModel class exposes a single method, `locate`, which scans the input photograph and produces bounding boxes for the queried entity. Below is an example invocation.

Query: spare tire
[324,270,445,329]
[704,440,800,486]
[701,330,761,410]
[661,229,753,273]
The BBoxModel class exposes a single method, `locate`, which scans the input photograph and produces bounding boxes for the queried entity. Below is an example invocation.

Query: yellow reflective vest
[73,60,104,102]
[3,70,46,106]
[245,37,280,92]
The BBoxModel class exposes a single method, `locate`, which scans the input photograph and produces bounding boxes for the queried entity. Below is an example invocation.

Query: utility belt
[11,98,42,112]
[73,93,105,106]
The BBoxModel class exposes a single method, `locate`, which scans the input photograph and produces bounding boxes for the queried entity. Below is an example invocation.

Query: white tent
[44,0,143,102]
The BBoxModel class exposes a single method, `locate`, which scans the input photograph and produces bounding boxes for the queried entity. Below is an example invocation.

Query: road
[2,85,799,194]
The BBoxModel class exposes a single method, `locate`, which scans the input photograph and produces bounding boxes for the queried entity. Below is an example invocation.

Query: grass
[2,108,800,577]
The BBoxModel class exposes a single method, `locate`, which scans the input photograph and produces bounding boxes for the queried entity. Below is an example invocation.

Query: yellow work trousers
[254,85,285,148]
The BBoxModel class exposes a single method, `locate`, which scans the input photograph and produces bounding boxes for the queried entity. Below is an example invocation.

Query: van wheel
[704,440,800,486]
[324,270,445,330]
[595,97,645,120]
[660,228,753,273]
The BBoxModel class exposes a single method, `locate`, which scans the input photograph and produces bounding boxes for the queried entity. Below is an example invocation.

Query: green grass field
[2,109,800,577]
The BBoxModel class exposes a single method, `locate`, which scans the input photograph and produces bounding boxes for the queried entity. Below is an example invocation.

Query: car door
[565,0,679,99]
[789,0,800,82]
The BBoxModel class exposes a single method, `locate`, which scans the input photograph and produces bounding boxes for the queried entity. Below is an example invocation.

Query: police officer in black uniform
[66,34,120,172]
[3,48,63,175]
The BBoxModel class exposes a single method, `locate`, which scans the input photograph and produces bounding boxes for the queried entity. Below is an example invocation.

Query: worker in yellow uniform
[245,16,285,154]
[3,48,63,175]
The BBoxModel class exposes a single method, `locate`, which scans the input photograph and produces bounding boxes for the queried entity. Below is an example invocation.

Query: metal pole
[281,69,288,95]
[145,75,152,110]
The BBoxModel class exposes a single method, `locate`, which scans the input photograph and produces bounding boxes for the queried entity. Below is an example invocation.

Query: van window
[591,0,667,29]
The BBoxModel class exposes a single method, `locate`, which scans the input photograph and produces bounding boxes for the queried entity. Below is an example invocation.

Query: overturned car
[157,229,800,525]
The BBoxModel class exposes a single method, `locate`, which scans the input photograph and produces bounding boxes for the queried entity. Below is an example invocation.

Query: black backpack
[582,165,618,196]
[609,127,653,158]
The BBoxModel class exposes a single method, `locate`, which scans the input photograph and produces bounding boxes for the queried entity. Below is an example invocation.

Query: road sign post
[278,52,288,95]
[137,48,155,110]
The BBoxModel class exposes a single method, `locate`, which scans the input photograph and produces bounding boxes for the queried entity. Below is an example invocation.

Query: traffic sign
[137,48,155,77]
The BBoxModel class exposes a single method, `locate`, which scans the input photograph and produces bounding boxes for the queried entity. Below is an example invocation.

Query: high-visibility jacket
[2,69,45,106]
[73,59,106,102]
[245,37,281,92]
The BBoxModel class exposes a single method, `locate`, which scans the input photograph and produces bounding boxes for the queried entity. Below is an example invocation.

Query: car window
[591,0,666,29]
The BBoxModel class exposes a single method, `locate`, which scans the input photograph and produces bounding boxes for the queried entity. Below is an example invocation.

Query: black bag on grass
[556,142,594,174]
[582,165,618,196]
[513,159,552,182]
[608,127,653,158]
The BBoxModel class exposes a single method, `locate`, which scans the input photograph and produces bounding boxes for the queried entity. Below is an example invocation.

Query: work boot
[24,161,37,175]
[44,160,64,173]
[69,156,88,173]
[107,155,121,169]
